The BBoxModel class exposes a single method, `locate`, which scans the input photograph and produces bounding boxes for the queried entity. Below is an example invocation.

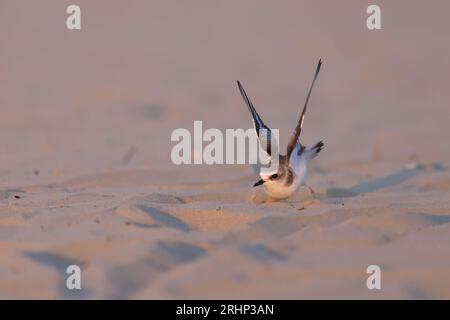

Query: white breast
[263,176,301,200]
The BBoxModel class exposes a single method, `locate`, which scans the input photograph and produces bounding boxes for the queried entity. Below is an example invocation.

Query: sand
[1,0,450,299]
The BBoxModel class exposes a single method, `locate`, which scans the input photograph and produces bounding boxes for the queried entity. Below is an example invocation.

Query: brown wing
[286,59,322,162]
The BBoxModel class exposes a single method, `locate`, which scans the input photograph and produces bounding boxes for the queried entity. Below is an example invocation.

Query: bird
[237,59,324,200]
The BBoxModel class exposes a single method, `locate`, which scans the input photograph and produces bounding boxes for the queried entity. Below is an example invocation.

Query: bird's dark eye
[271,174,278,179]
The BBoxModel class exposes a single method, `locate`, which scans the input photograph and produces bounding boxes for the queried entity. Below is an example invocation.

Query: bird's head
[253,170,282,187]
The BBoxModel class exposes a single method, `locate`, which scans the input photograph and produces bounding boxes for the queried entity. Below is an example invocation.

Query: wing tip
[316,59,323,73]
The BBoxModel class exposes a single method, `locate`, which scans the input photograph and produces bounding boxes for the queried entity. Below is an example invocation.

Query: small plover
[237,59,324,200]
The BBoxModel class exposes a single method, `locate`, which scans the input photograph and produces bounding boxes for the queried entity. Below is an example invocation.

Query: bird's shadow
[326,166,424,198]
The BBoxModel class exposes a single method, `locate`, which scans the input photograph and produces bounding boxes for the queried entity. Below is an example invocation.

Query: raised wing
[237,80,278,156]
[286,59,322,162]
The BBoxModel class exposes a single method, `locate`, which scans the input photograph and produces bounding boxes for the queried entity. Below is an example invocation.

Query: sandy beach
[1,0,450,299]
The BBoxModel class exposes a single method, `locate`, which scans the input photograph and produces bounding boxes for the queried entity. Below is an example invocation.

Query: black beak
[253,179,265,187]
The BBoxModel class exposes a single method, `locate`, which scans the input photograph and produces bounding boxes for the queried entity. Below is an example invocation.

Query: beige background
[1,1,450,299]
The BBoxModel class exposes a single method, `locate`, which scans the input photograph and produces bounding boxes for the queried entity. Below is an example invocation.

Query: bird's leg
[304,184,316,198]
